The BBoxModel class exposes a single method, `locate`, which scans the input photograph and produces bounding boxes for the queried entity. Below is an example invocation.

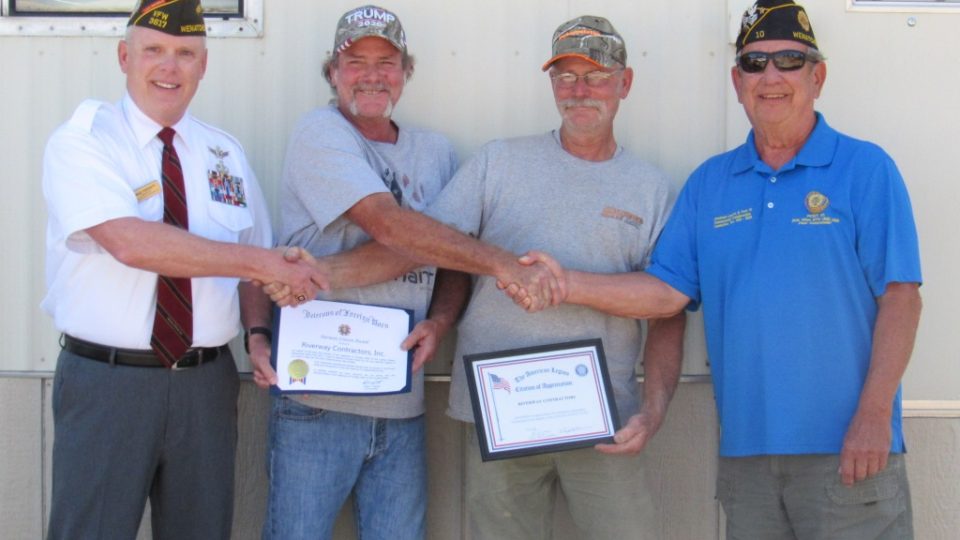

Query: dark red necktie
[151,127,193,367]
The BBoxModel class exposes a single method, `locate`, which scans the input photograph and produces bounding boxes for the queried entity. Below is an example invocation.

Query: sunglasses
[736,50,821,74]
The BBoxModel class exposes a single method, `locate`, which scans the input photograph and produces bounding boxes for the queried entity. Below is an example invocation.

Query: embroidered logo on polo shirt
[207,146,248,207]
[792,191,839,226]
[713,208,753,229]
[804,191,829,214]
[602,207,644,229]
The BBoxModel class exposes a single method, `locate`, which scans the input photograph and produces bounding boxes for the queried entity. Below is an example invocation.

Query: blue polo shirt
[647,114,921,457]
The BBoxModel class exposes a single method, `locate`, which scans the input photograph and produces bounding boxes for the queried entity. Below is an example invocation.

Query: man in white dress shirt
[41,1,324,538]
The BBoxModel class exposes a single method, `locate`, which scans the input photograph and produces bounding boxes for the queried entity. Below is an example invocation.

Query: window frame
[849,0,960,12]
[0,0,263,37]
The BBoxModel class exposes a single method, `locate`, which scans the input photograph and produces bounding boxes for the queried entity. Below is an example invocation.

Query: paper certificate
[270,300,413,395]
[464,339,620,461]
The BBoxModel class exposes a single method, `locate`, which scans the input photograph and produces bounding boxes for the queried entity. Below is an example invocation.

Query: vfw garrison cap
[736,0,817,51]
[542,15,626,71]
[128,0,207,36]
[334,5,407,55]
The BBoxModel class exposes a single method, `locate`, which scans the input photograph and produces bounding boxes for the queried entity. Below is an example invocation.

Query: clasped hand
[497,250,567,312]
[260,246,328,307]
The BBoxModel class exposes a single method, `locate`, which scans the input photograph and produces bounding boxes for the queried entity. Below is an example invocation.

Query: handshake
[255,246,329,306]
[495,251,569,313]
[257,246,569,313]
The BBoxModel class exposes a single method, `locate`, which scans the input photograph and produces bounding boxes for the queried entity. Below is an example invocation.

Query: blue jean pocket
[273,396,326,421]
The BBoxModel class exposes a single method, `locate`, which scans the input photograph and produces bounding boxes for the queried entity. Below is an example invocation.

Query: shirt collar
[731,112,839,175]
[121,93,198,154]
[333,104,403,146]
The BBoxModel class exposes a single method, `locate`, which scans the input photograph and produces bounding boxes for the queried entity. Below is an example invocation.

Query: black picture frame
[464,338,620,461]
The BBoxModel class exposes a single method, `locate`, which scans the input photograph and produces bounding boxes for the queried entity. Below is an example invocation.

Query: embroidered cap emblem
[798,10,811,32]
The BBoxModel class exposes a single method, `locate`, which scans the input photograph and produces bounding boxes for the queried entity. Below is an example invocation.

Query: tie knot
[158,127,176,147]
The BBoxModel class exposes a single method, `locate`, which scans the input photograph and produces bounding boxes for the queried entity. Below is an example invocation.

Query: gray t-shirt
[279,105,458,418]
[426,132,672,423]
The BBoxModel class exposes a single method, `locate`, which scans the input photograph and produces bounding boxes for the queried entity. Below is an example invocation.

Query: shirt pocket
[205,198,253,242]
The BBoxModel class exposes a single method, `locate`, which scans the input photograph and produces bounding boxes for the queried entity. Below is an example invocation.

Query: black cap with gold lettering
[128,0,207,37]
[736,0,817,52]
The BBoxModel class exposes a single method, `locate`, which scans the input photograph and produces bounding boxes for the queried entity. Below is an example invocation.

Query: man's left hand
[248,333,277,389]
[401,319,443,373]
[595,410,661,455]
[840,410,892,486]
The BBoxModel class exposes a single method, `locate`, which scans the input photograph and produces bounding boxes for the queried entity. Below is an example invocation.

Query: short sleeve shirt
[427,132,673,423]
[647,114,922,456]
[42,95,272,348]
[278,106,458,418]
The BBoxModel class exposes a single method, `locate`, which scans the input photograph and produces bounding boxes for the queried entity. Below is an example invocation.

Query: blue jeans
[262,397,426,540]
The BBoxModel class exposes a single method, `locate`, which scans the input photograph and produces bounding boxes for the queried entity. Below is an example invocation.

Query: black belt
[62,334,228,369]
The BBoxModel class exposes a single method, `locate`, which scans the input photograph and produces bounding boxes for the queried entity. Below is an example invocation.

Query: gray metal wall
[1,0,958,537]
[1,376,958,539]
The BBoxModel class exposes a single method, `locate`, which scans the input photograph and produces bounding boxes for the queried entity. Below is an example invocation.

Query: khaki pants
[717,453,913,540]
[465,429,658,540]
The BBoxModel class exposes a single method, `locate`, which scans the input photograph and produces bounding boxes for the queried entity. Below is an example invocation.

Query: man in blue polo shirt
[514,1,921,538]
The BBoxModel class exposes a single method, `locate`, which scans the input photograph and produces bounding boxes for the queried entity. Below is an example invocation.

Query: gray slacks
[47,348,239,540]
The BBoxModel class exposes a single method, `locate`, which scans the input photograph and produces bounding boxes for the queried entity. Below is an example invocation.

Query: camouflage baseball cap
[127,0,206,36]
[333,5,407,55]
[542,15,626,71]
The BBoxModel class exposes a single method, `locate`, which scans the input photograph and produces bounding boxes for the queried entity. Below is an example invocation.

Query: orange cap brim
[541,53,605,71]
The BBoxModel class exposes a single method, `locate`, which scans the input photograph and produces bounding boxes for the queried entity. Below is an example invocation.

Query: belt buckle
[170,350,197,371]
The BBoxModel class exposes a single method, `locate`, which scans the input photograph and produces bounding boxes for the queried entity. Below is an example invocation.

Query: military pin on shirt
[208,146,247,207]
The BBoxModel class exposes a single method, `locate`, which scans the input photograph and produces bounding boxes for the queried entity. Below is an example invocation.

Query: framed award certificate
[270,300,414,396]
[464,339,620,461]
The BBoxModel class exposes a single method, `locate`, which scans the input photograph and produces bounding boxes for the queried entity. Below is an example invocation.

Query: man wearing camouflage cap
[422,15,685,540]
[41,1,328,538]
[254,5,563,539]
[521,1,921,537]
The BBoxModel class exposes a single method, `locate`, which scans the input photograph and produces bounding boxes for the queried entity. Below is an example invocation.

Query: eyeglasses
[736,50,821,74]
[550,70,621,88]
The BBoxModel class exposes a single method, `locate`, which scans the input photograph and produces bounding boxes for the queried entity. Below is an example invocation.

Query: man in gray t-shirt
[252,6,566,540]
[425,16,686,540]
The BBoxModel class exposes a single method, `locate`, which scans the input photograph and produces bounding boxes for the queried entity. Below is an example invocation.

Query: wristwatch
[244,326,273,354]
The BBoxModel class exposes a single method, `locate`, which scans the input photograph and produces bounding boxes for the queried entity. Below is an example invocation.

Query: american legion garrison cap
[736,0,817,52]
[542,15,626,71]
[128,0,207,37]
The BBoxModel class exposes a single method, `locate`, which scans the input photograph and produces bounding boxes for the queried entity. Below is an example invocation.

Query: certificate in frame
[270,300,413,396]
[464,339,620,461]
